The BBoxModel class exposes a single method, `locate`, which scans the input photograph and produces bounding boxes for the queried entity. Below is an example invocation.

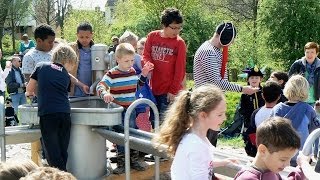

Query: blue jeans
[150,94,169,128]
[117,109,137,153]
[10,92,27,113]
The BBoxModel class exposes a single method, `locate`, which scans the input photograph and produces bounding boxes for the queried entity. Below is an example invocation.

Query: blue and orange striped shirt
[96,66,146,108]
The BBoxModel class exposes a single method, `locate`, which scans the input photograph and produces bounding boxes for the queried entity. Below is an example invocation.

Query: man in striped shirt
[193,22,259,146]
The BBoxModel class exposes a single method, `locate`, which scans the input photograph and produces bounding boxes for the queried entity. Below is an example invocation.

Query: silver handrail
[124,98,159,180]
[0,96,6,161]
[302,128,320,156]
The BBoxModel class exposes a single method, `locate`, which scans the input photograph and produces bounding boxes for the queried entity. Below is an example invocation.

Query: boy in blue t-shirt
[25,45,89,171]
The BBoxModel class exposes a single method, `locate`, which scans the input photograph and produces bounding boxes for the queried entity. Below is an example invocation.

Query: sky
[71,0,109,11]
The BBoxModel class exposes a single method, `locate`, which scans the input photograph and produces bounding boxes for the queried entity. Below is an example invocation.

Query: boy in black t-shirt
[25,45,89,171]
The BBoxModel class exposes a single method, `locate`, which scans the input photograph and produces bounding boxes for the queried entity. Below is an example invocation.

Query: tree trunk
[0,0,10,51]
[252,0,258,63]
[11,16,16,53]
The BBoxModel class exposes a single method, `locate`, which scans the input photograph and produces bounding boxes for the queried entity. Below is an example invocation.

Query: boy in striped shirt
[96,43,154,174]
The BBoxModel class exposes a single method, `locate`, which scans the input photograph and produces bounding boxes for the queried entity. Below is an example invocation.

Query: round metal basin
[69,96,123,126]
[18,96,124,126]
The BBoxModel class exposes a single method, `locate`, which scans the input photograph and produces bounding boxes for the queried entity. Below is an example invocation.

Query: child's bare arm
[96,75,114,103]
[212,158,240,167]
[68,73,89,94]
[297,151,320,179]
[25,78,37,97]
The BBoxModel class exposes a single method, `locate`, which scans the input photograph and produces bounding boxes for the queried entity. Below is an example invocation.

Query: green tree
[258,0,320,69]
[109,0,218,72]
[7,0,31,52]
[32,0,56,26]
[63,9,110,44]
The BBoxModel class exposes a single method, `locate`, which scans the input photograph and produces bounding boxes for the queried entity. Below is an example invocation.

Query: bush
[186,80,244,128]
[2,34,19,55]
[224,91,241,128]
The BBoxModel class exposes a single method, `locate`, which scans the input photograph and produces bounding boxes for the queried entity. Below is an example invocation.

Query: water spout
[89,78,101,95]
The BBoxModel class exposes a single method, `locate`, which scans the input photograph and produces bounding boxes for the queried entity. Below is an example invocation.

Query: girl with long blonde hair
[153,84,238,179]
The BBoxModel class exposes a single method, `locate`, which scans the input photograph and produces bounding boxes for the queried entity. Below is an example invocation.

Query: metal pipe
[112,125,154,139]
[302,128,320,156]
[0,96,5,161]
[124,98,159,180]
[93,128,167,158]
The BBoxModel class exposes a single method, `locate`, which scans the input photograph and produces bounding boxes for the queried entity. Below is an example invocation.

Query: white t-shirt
[255,106,273,127]
[171,133,215,180]
[22,49,52,74]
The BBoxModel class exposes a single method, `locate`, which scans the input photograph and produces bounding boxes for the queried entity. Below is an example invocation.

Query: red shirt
[142,30,186,95]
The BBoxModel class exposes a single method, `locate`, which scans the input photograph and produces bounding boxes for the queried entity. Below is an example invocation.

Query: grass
[217,136,245,148]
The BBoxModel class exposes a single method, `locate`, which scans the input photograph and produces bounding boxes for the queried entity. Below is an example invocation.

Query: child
[21,167,76,180]
[25,45,89,171]
[96,43,154,174]
[0,159,38,179]
[108,36,119,53]
[234,117,301,179]
[69,22,94,97]
[137,37,147,56]
[239,66,265,128]
[119,30,142,75]
[143,8,187,128]
[243,81,282,157]
[269,71,288,102]
[153,84,238,179]
[270,74,320,166]
[22,24,55,82]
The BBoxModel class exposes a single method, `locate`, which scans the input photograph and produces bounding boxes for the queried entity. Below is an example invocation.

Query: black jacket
[288,57,320,100]
[5,66,26,94]
[239,89,264,128]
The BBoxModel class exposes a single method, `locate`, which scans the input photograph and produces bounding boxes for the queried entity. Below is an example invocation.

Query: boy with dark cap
[239,66,265,128]
[193,22,259,146]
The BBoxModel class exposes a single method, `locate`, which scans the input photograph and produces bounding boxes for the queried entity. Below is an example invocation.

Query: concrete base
[67,124,107,180]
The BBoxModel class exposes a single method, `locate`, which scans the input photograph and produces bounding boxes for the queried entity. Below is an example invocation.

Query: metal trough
[4,126,41,145]
[17,96,124,180]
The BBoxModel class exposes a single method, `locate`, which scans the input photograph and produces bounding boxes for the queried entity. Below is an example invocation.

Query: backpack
[135,82,156,113]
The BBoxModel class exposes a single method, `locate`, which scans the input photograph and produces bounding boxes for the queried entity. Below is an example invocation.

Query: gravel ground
[1,142,246,180]
[3,143,32,161]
